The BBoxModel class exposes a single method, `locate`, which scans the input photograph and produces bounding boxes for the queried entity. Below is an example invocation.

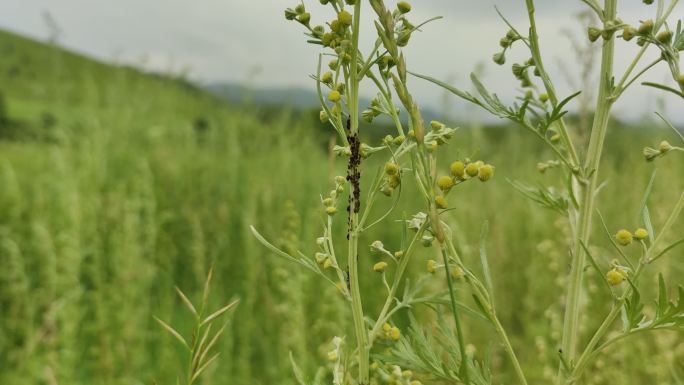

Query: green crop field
[0,8,683,384]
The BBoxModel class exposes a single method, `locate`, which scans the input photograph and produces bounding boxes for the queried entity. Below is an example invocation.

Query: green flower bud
[384,162,399,176]
[587,27,602,42]
[397,1,411,13]
[294,4,305,14]
[285,8,297,20]
[638,20,654,36]
[397,31,411,47]
[678,74,684,87]
[500,37,512,48]
[373,261,388,272]
[656,30,673,44]
[321,71,333,84]
[328,59,338,70]
[326,206,337,216]
[297,12,311,24]
[393,135,405,145]
[539,93,549,103]
[622,26,637,41]
[328,90,341,102]
[320,110,329,123]
[643,146,660,161]
[506,30,519,40]
[387,174,401,189]
[659,140,672,152]
[337,10,353,26]
[606,268,626,285]
[492,52,506,65]
[430,120,445,131]
[643,0,654,4]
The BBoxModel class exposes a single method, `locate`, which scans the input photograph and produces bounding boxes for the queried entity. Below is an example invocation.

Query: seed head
[373,261,388,272]
[634,228,649,240]
[435,195,448,209]
[638,20,654,35]
[437,175,455,191]
[427,259,436,274]
[606,268,627,286]
[478,164,494,182]
[465,162,480,177]
[385,162,399,176]
[328,90,341,102]
[450,160,465,178]
[397,1,412,13]
[615,229,633,246]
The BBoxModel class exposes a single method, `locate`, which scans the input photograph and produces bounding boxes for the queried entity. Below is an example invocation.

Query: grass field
[0,28,683,385]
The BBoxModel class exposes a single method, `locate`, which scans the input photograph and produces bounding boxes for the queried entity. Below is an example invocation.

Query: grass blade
[201,299,239,326]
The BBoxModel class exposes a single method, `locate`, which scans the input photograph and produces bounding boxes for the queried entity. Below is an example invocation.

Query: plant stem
[491,315,529,385]
[559,0,617,382]
[346,3,370,384]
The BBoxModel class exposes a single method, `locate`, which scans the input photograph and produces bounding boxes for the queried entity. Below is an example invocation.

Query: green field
[0,28,683,385]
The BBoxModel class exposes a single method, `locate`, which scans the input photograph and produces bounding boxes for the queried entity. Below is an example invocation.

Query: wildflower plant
[413,0,684,384]
[253,1,516,384]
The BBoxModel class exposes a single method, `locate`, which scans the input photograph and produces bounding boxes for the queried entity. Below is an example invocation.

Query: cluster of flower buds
[432,158,494,210]
[643,140,680,161]
[381,161,402,196]
[320,176,346,218]
[606,259,631,286]
[372,363,423,385]
[493,29,523,66]
[511,58,540,89]
[379,322,401,341]
[614,227,649,246]
[537,160,562,174]
[369,240,403,273]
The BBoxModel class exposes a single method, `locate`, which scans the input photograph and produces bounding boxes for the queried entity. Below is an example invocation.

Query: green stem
[346,3,370,384]
[491,316,529,385]
[558,0,617,382]
[439,243,470,384]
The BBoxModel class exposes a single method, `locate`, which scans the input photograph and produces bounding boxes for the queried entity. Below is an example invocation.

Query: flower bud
[478,164,494,182]
[328,59,339,70]
[615,229,633,246]
[588,27,602,42]
[393,135,405,145]
[450,160,465,178]
[643,146,660,161]
[634,228,649,240]
[451,266,463,279]
[297,12,311,24]
[465,162,479,177]
[389,326,401,340]
[328,90,341,102]
[385,162,399,175]
[622,26,637,41]
[606,268,627,286]
[492,52,506,65]
[539,93,549,103]
[435,195,448,209]
[638,20,654,36]
[659,140,673,152]
[656,30,673,44]
[373,261,388,272]
[320,110,329,123]
[427,260,436,274]
[337,10,353,26]
[322,71,333,84]
[397,1,411,13]
[326,206,337,216]
[643,0,654,4]
[388,175,401,189]
[285,9,297,20]
[294,4,305,14]
[678,74,684,87]
[437,175,455,191]
[430,120,445,131]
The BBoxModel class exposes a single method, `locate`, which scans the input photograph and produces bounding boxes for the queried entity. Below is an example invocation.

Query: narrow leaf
[154,317,189,349]
[202,299,239,326]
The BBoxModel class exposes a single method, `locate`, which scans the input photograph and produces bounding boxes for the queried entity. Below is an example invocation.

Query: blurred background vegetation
[0,28,682,385]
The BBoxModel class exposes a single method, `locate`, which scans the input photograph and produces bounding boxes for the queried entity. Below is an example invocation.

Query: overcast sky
[1,1,682,123]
